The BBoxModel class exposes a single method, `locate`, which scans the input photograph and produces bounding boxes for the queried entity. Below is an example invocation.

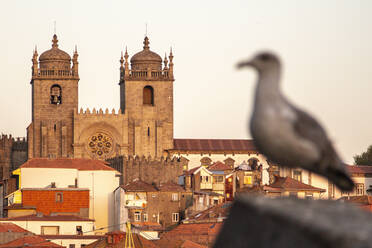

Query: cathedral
[0,34,270,186]
[28,34,174,160]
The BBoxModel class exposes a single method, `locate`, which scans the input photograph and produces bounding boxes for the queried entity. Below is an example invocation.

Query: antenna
[54,21,56,34]
[145,22,148,37]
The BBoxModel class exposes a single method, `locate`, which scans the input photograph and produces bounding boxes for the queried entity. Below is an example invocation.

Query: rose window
[88,132,113,158]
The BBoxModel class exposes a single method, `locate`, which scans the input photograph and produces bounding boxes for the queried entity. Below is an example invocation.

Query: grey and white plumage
[238,52,354,191]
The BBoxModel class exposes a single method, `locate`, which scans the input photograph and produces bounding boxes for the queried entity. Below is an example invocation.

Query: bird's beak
[236,60,254,69]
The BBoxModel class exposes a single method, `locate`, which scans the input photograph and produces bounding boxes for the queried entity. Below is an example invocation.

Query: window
[292,170,302,182]
[214,176,223,183]
[289,192,298,198]
[134,211,141,222]
[143,86,154,105]
[244,176,252,185]
[76,226,82,235]
[56,192,63,203]
[41,226,59,235]
[355,183,365,196]
[172,193,179,201]
[50,84,62,104]
[172,213,179,222]
[305,193,313,200]
[69,245,75,248]
[143,213,148,222]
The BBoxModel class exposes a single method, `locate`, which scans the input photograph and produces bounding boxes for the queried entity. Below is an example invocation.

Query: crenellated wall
[0,135,27,180]
[73,108,129,160]
[107,155,188,186]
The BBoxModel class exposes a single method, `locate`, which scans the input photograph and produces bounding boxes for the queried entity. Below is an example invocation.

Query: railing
[33,69,78,78]
[125,70,172,80]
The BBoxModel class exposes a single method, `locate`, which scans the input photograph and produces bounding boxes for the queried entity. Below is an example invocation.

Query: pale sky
[0,1,371,163]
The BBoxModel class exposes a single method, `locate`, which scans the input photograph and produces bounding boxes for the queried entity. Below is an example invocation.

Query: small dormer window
[51,84,62,104]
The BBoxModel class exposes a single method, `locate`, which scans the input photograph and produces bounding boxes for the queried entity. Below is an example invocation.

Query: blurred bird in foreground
[237,52,354,191]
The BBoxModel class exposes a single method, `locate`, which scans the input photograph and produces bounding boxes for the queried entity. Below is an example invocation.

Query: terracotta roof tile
[20,158,117,172]
[339,196,372,205]
[155,223,223,248]
[181,240,208,248]
[0,235,63,247]
[0,223,30,233]
[187,203,231,222]
[121,179,157,192]
[348,165,372,174]
[158,181,185,192]
[269,176,326,192]
[208,161,231,171]
[172,139,257,152]
[40,235,103,240]
[184,166,201,176]
[0,214,94,222]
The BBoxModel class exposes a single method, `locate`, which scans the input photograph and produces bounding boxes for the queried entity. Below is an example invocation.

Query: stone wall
[107,155,188,186]
[0,135,27,180]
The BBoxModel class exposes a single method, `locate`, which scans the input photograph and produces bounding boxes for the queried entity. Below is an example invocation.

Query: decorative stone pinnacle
[120,51,124,67]
[164,53,168,69]
[52,34,59,48]
[143,36,150,50]
[124,46,128,59]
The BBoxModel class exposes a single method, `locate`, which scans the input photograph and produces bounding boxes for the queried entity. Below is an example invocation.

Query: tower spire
[164,53,168,70]
[52,34,58,48]
[143,36,150,50]
[120,51,124,68]
[169,47,174,79]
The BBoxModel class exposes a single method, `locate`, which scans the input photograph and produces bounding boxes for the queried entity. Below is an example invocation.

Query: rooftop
[348,165,372,174]
[121,179,157,192]
[172,139,257,152]
[185,203,231,223]
[208,161,232,171]
[266,176,326,192]
[0,235,63,247]
[20,158,117,172]
[158,181,185,192]
[0,222,30,233]
[0,214,94,222]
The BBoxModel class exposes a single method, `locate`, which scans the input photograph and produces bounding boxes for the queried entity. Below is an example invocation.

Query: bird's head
[237,52,280,73]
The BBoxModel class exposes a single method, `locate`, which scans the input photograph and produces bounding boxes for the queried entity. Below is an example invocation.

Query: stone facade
[107,155,188,186]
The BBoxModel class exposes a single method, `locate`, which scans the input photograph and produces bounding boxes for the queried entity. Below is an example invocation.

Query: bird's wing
[290,106,330,151]
[291,105,354,191]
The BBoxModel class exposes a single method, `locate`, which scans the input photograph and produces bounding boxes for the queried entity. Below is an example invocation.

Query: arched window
[143,86,154,105]
[50,84,62,105]
[248,158,259,170]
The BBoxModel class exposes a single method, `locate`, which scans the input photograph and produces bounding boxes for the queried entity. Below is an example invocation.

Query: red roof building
[0,235,63,247]
[171,139,257,153]
[20,158,116,171]
[263,176,326,199]
[155,222,223,247]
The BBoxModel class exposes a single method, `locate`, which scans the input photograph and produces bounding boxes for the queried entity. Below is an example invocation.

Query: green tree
[353,145,372,165]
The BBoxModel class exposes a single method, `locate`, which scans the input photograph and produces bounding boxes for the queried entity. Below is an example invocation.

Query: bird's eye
[259,54,271,61]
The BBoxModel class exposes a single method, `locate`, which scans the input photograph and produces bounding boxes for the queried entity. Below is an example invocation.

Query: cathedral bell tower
[28,34,79,158]
[119,37,174,157]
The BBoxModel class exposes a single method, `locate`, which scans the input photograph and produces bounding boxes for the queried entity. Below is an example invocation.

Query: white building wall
[0,220,94,235]
[21,168,78,188]
[114,187,129,232]
[78,170,119,232]
[178,153,271,185]
[19,168,120,232]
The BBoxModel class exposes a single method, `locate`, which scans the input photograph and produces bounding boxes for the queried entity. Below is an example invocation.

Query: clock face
[87,132,114,159]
